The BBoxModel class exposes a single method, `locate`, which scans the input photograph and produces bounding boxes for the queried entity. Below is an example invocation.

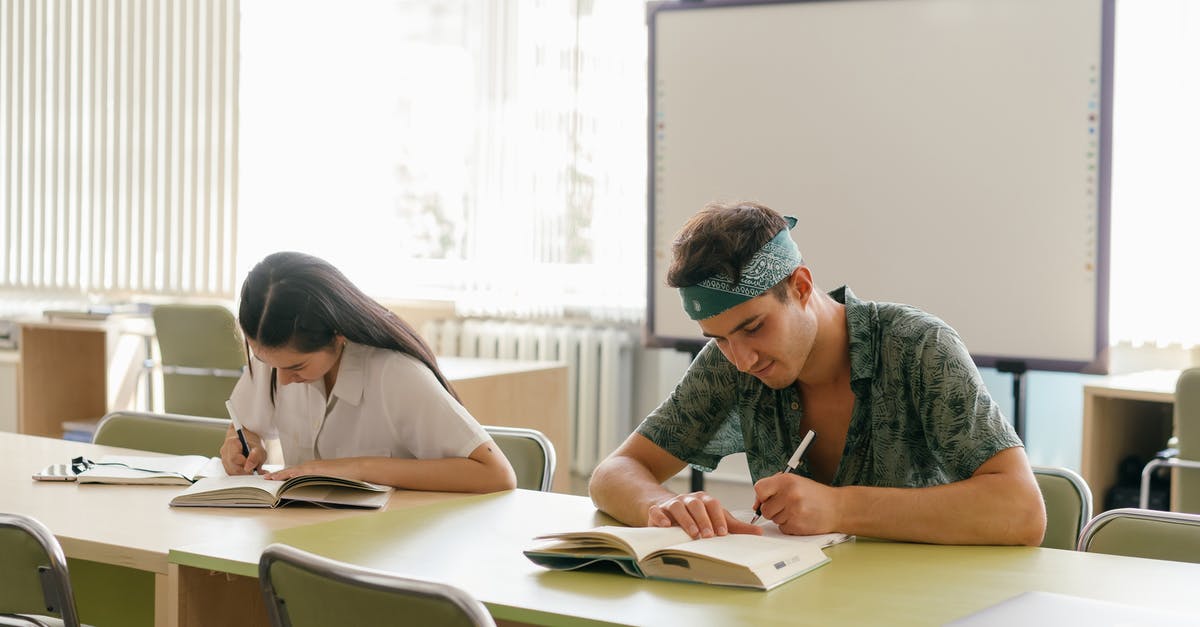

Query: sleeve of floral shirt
[909,324,1024,481]
[635,341,747,472]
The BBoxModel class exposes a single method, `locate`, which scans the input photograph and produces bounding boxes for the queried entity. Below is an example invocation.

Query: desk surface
[1083,369,1180,401]
[440,356,565,380]
[170,489,1200,627]
[0,432,467,574]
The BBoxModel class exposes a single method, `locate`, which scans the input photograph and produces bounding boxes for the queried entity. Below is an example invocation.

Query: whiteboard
[647,0,1112,373]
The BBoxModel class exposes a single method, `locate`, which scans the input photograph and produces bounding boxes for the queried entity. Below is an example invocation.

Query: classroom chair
[1077,507,1200,563]
[1032,465,1093,550]
[259,543,496,627]
[150,303,245,418]
[0,513,86,627]
[1140,367,1200,513]
[484,425,556,492]
[92,411,229,457]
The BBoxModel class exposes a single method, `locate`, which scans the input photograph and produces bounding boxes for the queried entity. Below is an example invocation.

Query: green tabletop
[170,489,1200,627]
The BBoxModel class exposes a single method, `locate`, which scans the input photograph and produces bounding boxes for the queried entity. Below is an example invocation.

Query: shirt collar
[330,340,367,406]
[830,285,878,387]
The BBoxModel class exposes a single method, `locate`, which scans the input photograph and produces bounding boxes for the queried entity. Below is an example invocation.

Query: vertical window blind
[1,0,239,297]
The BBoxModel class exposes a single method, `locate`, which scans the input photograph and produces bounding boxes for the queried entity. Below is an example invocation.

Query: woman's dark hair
[239,251,458,401]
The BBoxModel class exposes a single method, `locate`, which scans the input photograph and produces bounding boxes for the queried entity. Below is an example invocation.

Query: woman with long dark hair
[219,251,516,493]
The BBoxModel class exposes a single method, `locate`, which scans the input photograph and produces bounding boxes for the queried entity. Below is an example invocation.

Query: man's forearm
[589,456,678,527]
[835,472,1046,545]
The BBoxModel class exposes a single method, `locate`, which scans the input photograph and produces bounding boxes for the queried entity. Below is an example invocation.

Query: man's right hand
[219,427,267,475]
[647,491,763,539]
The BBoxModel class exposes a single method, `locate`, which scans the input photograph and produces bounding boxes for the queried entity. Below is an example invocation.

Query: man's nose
[729,338,758,372]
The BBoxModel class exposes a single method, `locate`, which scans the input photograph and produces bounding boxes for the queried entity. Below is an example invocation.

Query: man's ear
[788,266,814,305]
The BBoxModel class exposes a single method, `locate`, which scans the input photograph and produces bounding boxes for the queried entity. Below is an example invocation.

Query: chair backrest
[1175,368,1200,512]
[0,513,82,627]
[484,426,556,492]
[1078,507,1200,563]
[152,304,245,417]
[1033,465,1093,550]
[93,411,229,457]
[259,543,496,627]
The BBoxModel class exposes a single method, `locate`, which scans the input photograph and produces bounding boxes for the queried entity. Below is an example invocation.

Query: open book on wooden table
[524,524,850,591]
[32,454,226,485]
[169,473,392,509]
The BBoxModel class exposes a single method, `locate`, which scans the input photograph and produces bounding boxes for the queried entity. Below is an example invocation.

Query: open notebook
[169,473,392,509]
[33,455,225,485]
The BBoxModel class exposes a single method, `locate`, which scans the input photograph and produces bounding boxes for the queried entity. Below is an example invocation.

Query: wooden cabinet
[1081,370,1180,511]
[17,319,151,437]
[441,357,570,492]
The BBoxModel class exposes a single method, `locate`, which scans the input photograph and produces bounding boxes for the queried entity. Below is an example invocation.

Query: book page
[171,474,286,507]
[77,454,215,485]
[533,526,694,561]
[656,533,815,565]
[730,508,851,547]
[280,474,390,493]
[195,456,229,479]
[280,484,391,509]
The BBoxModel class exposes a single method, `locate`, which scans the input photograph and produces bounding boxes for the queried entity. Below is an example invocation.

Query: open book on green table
[33,454,226,485]
[524,524,850,591]
[169,473,392,509]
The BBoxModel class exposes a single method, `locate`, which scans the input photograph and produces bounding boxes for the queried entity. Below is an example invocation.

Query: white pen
[224,399,258,475]
[751,429,817,524]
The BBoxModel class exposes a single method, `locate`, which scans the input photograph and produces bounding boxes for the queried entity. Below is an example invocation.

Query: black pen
[751,429,817,524]
[225,400,258,475]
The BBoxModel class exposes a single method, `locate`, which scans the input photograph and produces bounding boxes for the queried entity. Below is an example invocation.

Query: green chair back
[152,304,244,418]
[0,513,82,627]
[1175,368,1200,513]
[92,411,229,457]
[1033,466,1093,550]
[1078,508,1200,563]
[484,426,556,492]
[259,543,495,627]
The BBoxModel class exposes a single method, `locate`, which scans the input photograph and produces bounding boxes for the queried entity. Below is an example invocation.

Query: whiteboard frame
[644,0,1113,374]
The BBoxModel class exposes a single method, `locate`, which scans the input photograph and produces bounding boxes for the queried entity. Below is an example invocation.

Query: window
[238,0,647,320]
[5,0,1197,346]
[1108,0,1200,347]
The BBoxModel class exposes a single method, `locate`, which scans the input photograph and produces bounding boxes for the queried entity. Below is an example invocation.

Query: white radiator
[423,318,636,476]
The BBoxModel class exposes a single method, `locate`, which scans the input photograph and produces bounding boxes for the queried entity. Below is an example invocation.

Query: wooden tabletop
[0,432,468,574]
[170,489,1200,627]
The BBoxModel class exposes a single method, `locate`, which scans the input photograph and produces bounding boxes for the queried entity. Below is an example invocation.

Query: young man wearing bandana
[590,201,1046,546]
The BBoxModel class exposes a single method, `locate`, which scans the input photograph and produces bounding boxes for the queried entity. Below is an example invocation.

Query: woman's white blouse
[228,341,489,466]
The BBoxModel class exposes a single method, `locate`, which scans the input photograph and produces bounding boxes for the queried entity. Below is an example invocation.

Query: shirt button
[791,402,799,410]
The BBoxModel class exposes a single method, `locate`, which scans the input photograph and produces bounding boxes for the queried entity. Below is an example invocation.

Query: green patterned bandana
[678,216,802,321]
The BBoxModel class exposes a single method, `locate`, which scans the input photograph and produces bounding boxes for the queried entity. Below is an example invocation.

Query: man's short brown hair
[667,201,790,291]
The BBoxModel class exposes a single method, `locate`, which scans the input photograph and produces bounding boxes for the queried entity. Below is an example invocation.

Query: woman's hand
[263,458,360,482]
[219,426,267,475]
